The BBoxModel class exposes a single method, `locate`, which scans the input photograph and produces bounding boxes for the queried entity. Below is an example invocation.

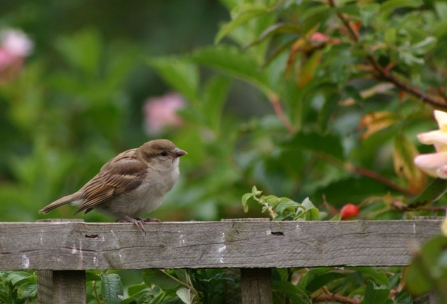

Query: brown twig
[345,163,416,195]
[269,93,296,133]
[312,293,360,304]
[268,92,412,194]
[315,153,415,195]
[327,0,447,109]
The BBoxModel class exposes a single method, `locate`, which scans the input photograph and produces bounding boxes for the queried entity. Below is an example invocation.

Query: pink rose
[310,32,328,42]
[143,92,186,135]
[414,110,447,179]
[1,29,33,57]
[0,29,33,81]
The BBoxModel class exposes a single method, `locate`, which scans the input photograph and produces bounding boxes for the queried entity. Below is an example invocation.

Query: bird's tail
[39,192,82,214]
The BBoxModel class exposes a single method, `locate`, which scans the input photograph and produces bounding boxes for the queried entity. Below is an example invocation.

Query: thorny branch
[327,0,447,109]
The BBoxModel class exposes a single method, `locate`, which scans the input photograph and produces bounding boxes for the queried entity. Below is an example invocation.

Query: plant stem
[345,163,415,195]
[326,0,447,109]
[93,280,101,304]
[269,93,296,133]
[160,270,200,301]
[255,196,278,219]
[312,293,360,304]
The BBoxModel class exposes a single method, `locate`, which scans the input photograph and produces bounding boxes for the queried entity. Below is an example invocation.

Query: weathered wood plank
[240,269,272,304]
[37,270,86,304]
[0,220,441,270]
[36,219,86,303]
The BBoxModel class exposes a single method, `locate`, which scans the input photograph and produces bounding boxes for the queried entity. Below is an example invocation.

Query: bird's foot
[143,217,161,223]
[116,217,147,234]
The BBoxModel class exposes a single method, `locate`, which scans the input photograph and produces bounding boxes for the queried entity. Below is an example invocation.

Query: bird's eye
[160,151,168,156]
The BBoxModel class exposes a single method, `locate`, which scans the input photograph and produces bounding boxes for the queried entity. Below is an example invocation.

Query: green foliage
[242,186,321,221]
[0,271,37,303]
[405,235,447,302]
[2,0,447,302]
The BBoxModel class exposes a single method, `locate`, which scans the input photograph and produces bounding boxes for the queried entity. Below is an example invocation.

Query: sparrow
[39,139,187,233]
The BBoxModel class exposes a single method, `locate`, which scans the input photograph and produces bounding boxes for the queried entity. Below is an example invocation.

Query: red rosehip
[340,204,359,220]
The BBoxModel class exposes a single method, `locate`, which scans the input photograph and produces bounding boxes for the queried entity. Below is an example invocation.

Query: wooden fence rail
[0,219,442,303]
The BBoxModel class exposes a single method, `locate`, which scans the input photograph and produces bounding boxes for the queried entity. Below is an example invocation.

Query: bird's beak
[174,148,187,158]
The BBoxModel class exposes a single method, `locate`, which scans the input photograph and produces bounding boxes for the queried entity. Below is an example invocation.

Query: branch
[345,163,416,195]
[318,153,414,195]
[327,0,447,109]
[269,93,296,133]
[312,293,360,304]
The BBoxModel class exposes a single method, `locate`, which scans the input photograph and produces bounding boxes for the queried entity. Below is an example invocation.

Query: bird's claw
[116,218,147,235]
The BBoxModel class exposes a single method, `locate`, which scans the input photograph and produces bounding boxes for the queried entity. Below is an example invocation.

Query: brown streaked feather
[74,151,147,214]
[39,192,83,214]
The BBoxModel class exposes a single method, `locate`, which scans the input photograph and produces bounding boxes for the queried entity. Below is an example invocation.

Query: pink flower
[144,92,186,135]
[0,48,16,69]
[1,29,33,57]
[0,28,33,81]
[414,110,447,179]
[310,32,328,42]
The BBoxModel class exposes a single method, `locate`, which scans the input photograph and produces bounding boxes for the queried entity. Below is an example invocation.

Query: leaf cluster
[0,271,37,303]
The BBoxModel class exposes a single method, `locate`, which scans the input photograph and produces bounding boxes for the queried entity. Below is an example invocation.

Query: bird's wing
[75,149,147,214]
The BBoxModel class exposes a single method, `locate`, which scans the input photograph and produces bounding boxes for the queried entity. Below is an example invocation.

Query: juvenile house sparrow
[39,139,187,233]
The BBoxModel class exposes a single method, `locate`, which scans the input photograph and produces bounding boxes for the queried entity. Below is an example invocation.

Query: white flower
[414,110,447,179]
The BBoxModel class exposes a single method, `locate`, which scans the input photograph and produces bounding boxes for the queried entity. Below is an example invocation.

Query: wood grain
[0,220,441,270]
[241,269,272,304]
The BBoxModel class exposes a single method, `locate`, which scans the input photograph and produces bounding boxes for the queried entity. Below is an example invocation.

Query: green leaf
[192,45,275,98]
[359,3,380,26]
[243,23,301,49]
[408,36,437,55]
[304,208,320,221]
[242,193,253,212]
[215,3,270,43]
[275,200,302,215]
[329,214,341,221]
[272,280,311,304]
[142,269,180,290]
[201,76,231,132]
[407,178,447,210]
[384,28,397,46]
[101,273,123,304]
[5,271,33,285]
[176,287,192,304]
[147,57,199,104]
[361,281,391,304]
[315,176,388,204]
[85,270,102,282]
[305,271,346,293]
[17,282,37,299]
[406,235,447,296]
[348,267,389,286]
[252,185,262,196]
[379,0,422,14]
[301,197,315,209]
[393,133,427,193]
[127,283,147,296]
[56,29,102,77]
[284,131,345,161]
[318,94,339,134]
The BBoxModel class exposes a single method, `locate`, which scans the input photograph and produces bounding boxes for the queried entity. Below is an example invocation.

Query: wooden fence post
[223,218,273,304]
[240,268,273,304]
[37,219,86,304]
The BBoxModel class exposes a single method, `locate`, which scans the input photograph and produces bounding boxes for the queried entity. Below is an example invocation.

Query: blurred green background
[2,0,447,301]
[1,0,447,225]
[0,0,274,223]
